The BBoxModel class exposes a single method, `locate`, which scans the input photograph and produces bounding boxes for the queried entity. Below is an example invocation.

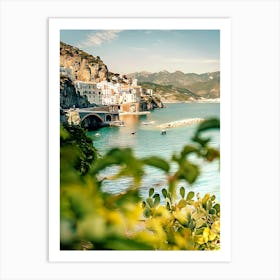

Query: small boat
[161,130,167,135]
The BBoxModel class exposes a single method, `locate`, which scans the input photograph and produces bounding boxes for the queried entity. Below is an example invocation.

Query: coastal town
[61,66,156,109]
[60,65,163,129]
[59,41,219,130]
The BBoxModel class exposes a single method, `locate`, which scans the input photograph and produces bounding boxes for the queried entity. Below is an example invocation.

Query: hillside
[60,41,129,84]
[139,82,200,102]
[127,70,220,99]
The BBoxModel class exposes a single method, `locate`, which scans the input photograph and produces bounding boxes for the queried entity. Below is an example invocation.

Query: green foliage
[142,187,220,250]
[60,118,220,250]
[142,156,170,173]
[60,123,98,176]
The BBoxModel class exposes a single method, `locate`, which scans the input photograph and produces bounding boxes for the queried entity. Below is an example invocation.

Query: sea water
[88,103,220,200]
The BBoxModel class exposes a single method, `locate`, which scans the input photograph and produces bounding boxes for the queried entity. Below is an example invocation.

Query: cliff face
[60,41,109,83]
[60,76,89,109]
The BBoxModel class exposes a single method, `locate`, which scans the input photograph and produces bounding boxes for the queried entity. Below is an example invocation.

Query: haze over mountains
[127,71,220,99]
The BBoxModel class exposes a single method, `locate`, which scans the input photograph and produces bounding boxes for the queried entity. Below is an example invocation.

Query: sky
[60,30,220,75]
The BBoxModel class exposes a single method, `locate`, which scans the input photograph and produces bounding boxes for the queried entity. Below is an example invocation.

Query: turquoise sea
[88,103,220,200]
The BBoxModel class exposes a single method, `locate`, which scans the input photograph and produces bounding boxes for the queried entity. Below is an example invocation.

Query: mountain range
[127,70,220,99]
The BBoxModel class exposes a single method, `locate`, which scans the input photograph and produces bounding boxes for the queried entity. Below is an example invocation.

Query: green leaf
[213,203,220,213]
[187,191,195,200]
[162,188,168,198]
[143,208,152,218]
[177,161,200,184]
[177,199,187,209]
[166,202,171,211]
[196,118,220,134]
[143,156,170,172]
[149,188,155,197]
[192,135,210,147]
[146,197,153,208]
[179,187,185,198]
[206,200,212,211]
[91,156,119,174]
[153,194,160,207]
[209,208,216,215]
[181,145,198,157]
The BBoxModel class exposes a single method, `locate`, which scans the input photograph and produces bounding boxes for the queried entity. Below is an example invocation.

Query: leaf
[202,193,211,208]
[196,118,220,134]
[177,161,200,184]
[143,156,170,172]
[180,145,198,157]
[153,194,160,207]
[192,118,220,148]
[205,148,220,162]
[146,197,153,208]
[186,191,195,201]
[149,188,155,197]
[162,188,168,198]
[166,202,171,211]
[179,187,185,198]
[213,203,220,213]
[206,200,212,211]
[192,135,210,147]
[177,199,187,209]
[91,156,120,174]
[143,208,152,218]
[209,208,216,215]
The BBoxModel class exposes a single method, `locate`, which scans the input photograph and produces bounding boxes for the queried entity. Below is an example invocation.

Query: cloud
[78,30,122,47]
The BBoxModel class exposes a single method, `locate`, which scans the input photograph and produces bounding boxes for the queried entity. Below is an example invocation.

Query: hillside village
[60,42,162,114]
[61,67,157,111]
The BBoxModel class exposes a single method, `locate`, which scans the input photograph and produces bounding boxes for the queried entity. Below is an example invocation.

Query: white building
[72,80,141,107]
[74,81,102,105]
[143,88,153,96]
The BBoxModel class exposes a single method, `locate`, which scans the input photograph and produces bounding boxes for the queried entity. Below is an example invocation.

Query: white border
[1,1,279,279]
[49,18,231,262]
